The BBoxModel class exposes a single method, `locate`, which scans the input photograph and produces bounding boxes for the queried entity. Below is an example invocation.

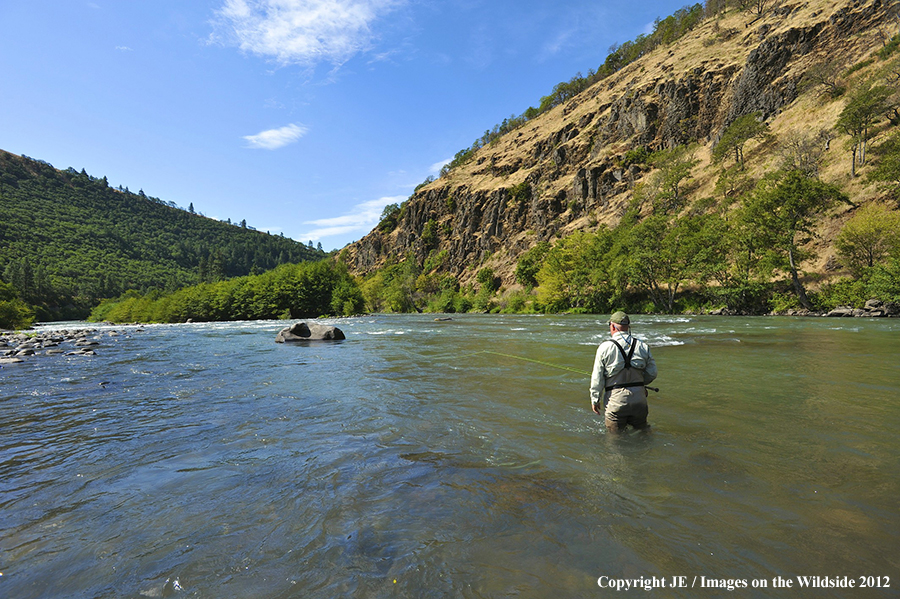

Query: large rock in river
[275,322,345,343]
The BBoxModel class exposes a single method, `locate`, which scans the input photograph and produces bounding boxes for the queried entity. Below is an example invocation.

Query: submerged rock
[275,322,345,343]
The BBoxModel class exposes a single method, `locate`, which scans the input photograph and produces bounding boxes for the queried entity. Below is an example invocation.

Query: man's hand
[592,402,603,416]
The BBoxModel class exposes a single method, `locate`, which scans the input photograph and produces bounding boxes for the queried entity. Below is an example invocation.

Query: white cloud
[300,195,404,241]
[212,0,404,66]
[243,123,308,149]
[538,30,572,62]
[428,158,451,176]
[115,45,133,51]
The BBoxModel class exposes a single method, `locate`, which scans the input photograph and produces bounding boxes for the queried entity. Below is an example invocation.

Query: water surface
[2,314,898,597]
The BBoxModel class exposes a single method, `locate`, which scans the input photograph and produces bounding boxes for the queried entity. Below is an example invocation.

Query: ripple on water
[1,315,898,597]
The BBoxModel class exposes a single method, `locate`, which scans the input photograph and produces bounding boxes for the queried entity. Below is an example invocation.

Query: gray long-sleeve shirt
[589,331,657,405]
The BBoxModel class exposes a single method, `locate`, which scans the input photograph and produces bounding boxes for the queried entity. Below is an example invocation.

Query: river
[1,314,897,597]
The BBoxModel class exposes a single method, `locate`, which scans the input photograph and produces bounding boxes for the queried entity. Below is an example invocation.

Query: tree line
[89,261,362,324]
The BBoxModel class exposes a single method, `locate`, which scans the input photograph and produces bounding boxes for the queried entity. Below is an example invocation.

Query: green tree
[3,258,33,300]
[378,203,402,233]
[623,213,716,313]
[88,260,362,323]
[535,230,617,312]
[642,145,699,213]
[514,241,550,289]
[741,171,848,309]
[420,218,438,250]
[835,204,900,274]
[714,164,755,202]
[476,267,499,292]
[361,258,418,313]
[329,263,365,316]
[472,268,499,311]
[0,280,34,329]
[713,112,770,170]
[836,84,892,176]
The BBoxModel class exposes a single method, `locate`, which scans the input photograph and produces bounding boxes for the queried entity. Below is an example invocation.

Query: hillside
[0,150,324,318]
[344,0,899,304]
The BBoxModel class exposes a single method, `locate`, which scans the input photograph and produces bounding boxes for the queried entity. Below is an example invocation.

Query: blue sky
[1,0,685,250]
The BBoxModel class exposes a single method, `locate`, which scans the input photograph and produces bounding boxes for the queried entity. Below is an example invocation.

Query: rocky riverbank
[0,327,129,366]
[706,299,900,318]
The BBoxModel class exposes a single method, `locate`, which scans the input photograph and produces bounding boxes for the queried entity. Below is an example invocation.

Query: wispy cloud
[211,0,405,67]
[300,196,404,240]
[243,123,308,149]
[428,158,451,176]
[115,45,133,52]
[537,30,573,62]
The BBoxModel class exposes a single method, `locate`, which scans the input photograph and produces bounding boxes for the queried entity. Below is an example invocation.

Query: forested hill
[0,150,323,319]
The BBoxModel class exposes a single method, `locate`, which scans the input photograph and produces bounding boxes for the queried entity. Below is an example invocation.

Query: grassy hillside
[343,0,900,315]
[0,150,324,320]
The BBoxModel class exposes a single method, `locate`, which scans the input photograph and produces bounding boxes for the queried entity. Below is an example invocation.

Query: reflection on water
[1,315,898,597]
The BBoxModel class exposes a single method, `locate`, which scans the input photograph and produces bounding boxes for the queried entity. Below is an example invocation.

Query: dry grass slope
[347,0,899,290]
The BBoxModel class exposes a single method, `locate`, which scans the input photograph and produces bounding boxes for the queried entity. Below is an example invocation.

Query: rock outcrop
[342,0,890,288]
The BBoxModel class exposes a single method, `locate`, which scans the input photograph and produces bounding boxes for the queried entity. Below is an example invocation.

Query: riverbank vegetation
[89,261,362,324]
[353,207,899,318]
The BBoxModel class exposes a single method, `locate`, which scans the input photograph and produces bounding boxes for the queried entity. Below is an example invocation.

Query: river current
[1,314,898,598]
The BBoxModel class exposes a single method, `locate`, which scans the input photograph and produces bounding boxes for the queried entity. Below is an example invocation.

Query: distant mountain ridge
[0,150,323,318]
[344,0,895,288]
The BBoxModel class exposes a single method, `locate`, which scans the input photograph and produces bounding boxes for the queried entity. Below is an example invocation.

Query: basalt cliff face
[345,0,894,286]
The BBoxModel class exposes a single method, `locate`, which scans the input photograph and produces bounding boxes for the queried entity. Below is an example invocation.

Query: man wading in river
[590,312,658,433]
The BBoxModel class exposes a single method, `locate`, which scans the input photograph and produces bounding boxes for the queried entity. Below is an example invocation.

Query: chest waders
[604,339,647,393]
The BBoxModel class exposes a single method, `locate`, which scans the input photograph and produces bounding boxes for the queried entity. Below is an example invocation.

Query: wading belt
[604,339,645,391]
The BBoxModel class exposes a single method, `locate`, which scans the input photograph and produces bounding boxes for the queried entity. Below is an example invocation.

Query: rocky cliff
[345,0,894,287]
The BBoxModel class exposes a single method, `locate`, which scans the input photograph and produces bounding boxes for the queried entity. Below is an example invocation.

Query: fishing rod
[465,349,659,392]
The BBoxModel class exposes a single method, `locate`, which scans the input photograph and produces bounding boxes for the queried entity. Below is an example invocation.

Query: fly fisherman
[590,311,658,433]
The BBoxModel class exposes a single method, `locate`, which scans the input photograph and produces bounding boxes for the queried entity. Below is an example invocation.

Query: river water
[1,314,898,598]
